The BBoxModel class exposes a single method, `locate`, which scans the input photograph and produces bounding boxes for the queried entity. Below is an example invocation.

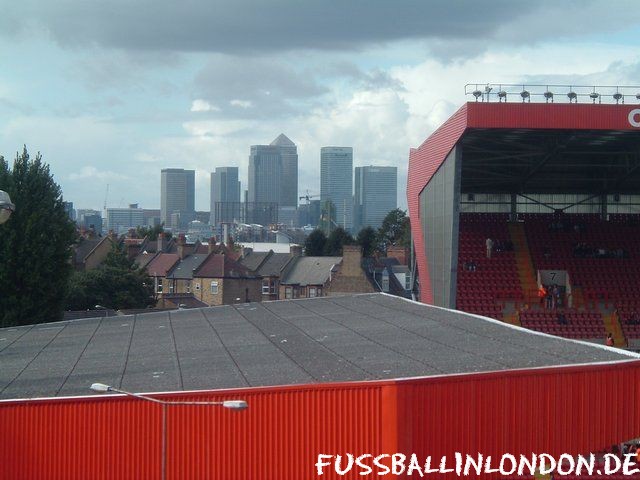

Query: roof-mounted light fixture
[567,91,578,103]
[589,91,600,104]
[498,90,507,102]
[613,91,623,104]
[520,90,530,103]
[543,90,554,103]
[472,89,482,102]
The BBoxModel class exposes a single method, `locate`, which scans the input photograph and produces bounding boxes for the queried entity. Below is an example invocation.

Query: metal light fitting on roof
[464,83,640,104]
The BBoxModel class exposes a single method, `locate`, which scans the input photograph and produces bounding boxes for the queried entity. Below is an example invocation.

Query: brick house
[239,247,298,300]
[72,233,118,271]
[192,254,262,306]
[145,253,180,298]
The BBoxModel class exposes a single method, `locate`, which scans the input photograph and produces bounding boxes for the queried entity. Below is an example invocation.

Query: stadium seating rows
[456,212,640,341]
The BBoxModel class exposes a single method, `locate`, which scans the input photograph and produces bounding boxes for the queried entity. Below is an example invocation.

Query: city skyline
[1,2,639,212]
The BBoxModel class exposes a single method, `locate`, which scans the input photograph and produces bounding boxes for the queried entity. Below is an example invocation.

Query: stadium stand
[456,212,640,345]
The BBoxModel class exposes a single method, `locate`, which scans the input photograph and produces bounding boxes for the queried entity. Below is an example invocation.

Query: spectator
[486,238,493,259]
[545,288,553,309]
[538,285,547,307]
[464,260,477,272]
[557,310,567,325]
[606,333,614,347]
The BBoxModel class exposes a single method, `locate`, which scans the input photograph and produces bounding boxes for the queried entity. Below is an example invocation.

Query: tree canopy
[356,226,377,257]
[136,223,171,241]
[324,227,354,256]
[0,147,77,327]
[66,243,155,311]
[378,208,411,250]
[304,229,327,256]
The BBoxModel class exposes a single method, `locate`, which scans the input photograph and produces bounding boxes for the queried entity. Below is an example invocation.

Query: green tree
[324,227,354,256]
[356,226,377,257]
[378,208,411,250]
[66,243,155,311]
[304,229,327,256]
[0,147,77,327]
[136,223,171,241]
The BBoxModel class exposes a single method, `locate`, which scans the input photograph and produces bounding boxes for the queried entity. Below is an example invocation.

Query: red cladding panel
[408,105,468,304]
[2,361,640,478]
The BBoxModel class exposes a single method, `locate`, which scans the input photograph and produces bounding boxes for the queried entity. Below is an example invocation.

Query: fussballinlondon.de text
[316,453,640,477]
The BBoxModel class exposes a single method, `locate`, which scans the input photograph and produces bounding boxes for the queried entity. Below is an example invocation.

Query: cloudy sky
[1,0,639,212]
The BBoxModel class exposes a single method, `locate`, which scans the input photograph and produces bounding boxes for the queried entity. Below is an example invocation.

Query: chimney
[208,236,217,254]
[108,230,118,242]
[177,233,187,259]
[340,245,362,277]
[386,246,409,265]
[289,245,302,257]
[157,232,164,253]
[128,228,137,239]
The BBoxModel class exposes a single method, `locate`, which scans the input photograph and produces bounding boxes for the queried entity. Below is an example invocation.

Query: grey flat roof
[0,294,634,400]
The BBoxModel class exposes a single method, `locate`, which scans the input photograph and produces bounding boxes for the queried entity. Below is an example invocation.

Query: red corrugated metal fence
[2,361,640,479]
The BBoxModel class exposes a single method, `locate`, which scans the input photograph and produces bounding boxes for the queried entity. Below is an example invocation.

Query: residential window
[156,280,163,294]
[186,281,191,294]
[309,287,317,298]
[285,287,293,299]
[169,282,174,294]
[317,287,322,297]
[210,281,219,294]
[405,274,411,291]
[262,279,270,295]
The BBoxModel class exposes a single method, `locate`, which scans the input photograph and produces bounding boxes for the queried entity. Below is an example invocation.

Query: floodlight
[544,91,554,103]
[222,400,249,410]
[90,383,112,393]
[497,90,507,102]
[636,93,640,102]
[613,92,623,104]
[520,90,530,103]
[589,92,600,104]
[567,91,577,103]
[472,90,482,102]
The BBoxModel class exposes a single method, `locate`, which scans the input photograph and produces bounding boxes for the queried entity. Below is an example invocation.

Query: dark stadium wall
[418,146,461,308]
[2,360,640,479]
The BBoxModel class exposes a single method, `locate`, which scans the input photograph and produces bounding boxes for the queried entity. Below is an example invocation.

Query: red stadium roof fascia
[407,102,640,304]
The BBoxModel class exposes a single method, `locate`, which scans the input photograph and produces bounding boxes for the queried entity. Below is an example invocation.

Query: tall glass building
[210,167,241,226]
[160,168,195,231]
[248,134,298,225]
[354,166,397,232]
[320,147,353,232]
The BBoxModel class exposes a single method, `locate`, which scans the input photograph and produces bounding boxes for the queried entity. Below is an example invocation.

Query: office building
[77,209,103,234]
[105,204,145,235]
[248,134,298,211]
[62,201,75,221]
[354,166,397,232]
[160,168,195,231]
[321,147,353,231]
[210,167,241,226]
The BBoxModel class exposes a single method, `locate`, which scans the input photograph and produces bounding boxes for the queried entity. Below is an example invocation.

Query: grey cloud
[192,56,329,118]
[3,0,637,56]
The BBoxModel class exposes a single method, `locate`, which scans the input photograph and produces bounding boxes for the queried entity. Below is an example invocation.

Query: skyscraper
[160,168,195,231]
[248,134,298,211]
[271,134,298,208]
[320,147,353,232]
[354,166,397,232]
[210,167,241,226]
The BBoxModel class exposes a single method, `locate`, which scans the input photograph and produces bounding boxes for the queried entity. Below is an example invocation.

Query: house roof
[239,251,271,272]
[0,293,635,399]
[145,253,180,277]
[194,254,255,279]
[281,256,342,286]
[134,251,157,269]
[257,252,293,277]
[166,254,209,280]
[73,238,104,264]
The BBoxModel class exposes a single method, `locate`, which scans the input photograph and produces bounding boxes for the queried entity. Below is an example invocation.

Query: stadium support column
[510,193,518,222]
[601,194,608,220]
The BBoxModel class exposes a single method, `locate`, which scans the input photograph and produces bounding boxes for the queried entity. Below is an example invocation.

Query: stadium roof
[409,102,640,196]
[0,294,634,400]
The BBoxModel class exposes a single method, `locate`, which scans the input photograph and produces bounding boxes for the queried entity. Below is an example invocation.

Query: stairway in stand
[604,311,627,348]
[508,223,538,308]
